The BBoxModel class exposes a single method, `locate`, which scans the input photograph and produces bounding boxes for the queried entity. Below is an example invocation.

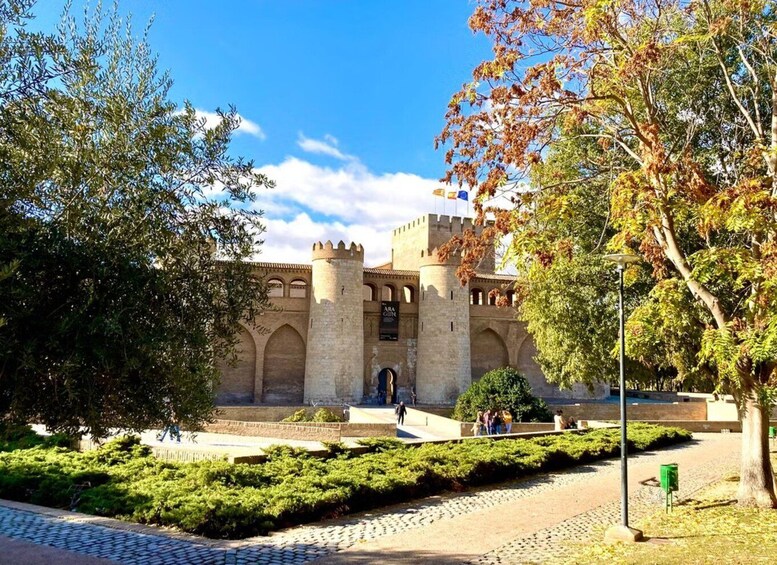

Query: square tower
[390,214,495,273]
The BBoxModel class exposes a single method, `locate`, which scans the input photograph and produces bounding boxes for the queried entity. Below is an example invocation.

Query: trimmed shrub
[453,367,552,422]
[280,408,342,423]
[0,425,691,539]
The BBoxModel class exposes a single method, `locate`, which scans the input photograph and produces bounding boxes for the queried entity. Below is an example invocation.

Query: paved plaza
[0,433,742,564]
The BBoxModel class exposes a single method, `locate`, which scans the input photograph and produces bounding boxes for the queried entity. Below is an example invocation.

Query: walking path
[0,433,742,564]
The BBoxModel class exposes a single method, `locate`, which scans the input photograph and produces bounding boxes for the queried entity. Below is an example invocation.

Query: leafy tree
[452,367,551,422]
[0,1,272,437]
[439,0,777,506]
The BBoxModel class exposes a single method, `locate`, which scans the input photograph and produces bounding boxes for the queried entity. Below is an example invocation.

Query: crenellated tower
[415,247,471,404]
[304,240,365,403]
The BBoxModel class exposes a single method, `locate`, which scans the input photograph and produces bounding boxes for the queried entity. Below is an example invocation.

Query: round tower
[416,248,471,404]
[304,240,365,403]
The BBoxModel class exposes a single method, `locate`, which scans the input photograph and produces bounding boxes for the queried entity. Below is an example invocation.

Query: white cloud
[191,108,266,140]
[252,157,474,266]
[297,133,354,161]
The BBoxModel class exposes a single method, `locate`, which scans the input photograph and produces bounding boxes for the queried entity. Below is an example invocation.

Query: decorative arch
[215,325,256,403]
[267,278,285,298]
[403,285,415,303]
[470,328,509,380]
[488,289,499,306]
[470,288,484,305]
[382,284,396,301]
[363,283,376,301]
[262,324,306,403]
[289,279,308,298]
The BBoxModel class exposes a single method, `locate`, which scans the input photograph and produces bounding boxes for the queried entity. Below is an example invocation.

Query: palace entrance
[377,368,397,405]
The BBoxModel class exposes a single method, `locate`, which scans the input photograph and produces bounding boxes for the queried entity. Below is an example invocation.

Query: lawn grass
[564,454,777,564]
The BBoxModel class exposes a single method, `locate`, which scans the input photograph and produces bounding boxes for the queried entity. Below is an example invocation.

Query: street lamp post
[603,253,643,543]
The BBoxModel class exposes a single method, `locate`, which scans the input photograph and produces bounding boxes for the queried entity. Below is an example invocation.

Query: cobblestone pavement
[0,434,741,564]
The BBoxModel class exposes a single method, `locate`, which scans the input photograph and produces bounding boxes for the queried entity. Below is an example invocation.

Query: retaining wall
[204,419,394,441]
[214,405,344,422]
[555,402,706,422]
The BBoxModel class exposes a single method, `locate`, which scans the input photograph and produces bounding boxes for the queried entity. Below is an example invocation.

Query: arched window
[268,278,284,298]
[382,284,396,301]
[363,283,376,301]
[289,279,307,298]
[488,289,498,306]
[506,290,516,306]
[470,288,484,305]
[403,285,415,303]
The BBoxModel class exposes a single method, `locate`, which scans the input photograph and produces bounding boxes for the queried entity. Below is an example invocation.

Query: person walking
[410,386,417,406]
[158,398,181,443]
[483,409,492,435]
[395,401,407,425]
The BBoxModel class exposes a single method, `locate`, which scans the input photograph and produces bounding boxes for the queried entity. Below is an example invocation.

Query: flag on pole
[432,188,444,197]
[457,191,468,201]
[447,191,457,199]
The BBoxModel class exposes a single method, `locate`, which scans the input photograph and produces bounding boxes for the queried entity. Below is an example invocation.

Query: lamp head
[603,253,641,269]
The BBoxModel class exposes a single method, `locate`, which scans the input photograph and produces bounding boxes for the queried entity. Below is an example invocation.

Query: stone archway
[470,328,509,381]
[215,326,256,404]
[377,368,397,405]
[262,325,306,404]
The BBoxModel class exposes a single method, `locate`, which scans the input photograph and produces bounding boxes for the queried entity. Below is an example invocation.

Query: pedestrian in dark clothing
[395,401,407,425]
[157,398,181,443]
[491,410,503,434]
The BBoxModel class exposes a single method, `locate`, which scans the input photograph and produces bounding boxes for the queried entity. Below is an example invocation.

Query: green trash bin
[660,463,679,512]
[660,463,679,492]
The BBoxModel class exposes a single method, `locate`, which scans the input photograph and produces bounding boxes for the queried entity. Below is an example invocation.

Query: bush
[280,408,342,423]
[453,367,552,422]
[280,409,308,423]
[311,408,341,422]
[0,425,691,539]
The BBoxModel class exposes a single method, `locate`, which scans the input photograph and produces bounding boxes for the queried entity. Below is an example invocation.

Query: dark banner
[379,300,399,341]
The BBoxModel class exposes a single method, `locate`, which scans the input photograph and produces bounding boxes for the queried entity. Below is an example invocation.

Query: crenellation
[312,240,365,262]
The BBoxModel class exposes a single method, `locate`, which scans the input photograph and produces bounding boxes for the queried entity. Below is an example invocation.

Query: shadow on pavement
[307,547,474,564]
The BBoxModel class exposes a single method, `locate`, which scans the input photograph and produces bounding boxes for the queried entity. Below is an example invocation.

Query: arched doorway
[377,368,397,405]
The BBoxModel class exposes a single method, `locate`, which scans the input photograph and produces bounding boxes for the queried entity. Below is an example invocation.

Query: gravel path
[0,433,742,564]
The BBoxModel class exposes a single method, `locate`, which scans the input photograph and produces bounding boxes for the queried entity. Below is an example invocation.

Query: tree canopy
[439,0,777,506]
[452,367,551,422]
[0,1,272,437]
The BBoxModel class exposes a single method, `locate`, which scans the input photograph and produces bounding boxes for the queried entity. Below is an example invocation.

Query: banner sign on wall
[379,301,400,341]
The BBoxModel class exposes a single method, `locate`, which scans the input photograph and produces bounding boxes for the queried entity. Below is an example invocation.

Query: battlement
[392,214,478,238]
[418,246,464,268]
[311,240,364,262]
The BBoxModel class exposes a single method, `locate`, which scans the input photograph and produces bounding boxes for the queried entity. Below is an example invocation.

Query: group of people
[553,409,577,431]
[472,409,513,436]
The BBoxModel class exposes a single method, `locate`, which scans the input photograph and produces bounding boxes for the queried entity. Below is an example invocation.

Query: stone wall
[215,405,344,422]
[554,402,707,421]
[205,419,394,441]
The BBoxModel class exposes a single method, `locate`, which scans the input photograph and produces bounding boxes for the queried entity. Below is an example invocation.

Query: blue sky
[35,1,492,265]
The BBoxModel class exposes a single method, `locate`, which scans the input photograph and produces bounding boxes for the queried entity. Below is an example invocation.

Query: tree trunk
[737,388,777,507]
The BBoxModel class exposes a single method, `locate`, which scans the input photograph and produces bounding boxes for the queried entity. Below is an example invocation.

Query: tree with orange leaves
[439,0,777,507]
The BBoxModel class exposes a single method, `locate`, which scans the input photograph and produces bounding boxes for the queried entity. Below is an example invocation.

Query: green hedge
[0,424,691,539]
